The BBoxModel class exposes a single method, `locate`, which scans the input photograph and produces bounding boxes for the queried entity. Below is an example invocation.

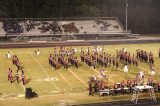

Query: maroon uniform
[9,70,13,83]
[8,68,11,81]
[159,48,160,58]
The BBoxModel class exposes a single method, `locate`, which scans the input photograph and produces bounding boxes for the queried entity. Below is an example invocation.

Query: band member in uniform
[104,57,108,68]
[101,81,105,90]
[121,80,126,94]
[52,58,56,69]
[113,83,118,95]
[112,55,116,66]
[128,54,132,64]
[91,79,95,95]
[149,52,154,64]
[21,70,25,85]
[54,47,58,57]
[100,69,107,78]
[116,57,119,68]
[148,77,153,86]
[132,54,135,66]
[143,76,148,86]
[12,55,15,65]
[87,47,90,55]
[16,70,19,83]
[16,61,20,70]
[139,71,144,79]
[9,70,13,83]
[75,57,79,69]
[8,68,11,81]
[88,77,96,96]
[64,59,68,69]
[48,54,52,65]
[136,49,139,58]
[92,59,96,69]
[116,50,119,58]
[80,51,85,63]
[109,54,112,66]
[159,48,160,58]
[135,58,138,67]
[88,80,92,95]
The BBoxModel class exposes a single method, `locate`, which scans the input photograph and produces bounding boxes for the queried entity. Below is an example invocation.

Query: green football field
[0,43,160,106]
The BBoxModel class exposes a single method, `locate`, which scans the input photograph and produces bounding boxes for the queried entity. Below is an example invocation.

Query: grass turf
[0,43,160,106]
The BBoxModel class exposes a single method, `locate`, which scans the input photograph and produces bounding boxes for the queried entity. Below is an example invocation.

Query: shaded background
[0,0,160,34]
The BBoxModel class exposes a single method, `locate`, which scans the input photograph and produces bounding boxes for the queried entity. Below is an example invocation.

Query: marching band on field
[5,46,160,95]
[7,54,26,85]
[48,47,79,70]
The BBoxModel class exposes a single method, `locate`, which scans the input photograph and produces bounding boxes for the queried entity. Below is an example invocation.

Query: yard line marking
[68,69,88,87]
[117,67,135,78]
[81,61,135,82]
[20,84,26,93]
[139,66,149,72]
[57,71,73,88]
[137,65,153,75]
[138,61,160,75]
[90,67,115,83]
[138,65,149,71]
[0,83,11,88]
[29,53,60,91]
[80,62,115,83]
[133,61,150,74]
[118,63,136,78]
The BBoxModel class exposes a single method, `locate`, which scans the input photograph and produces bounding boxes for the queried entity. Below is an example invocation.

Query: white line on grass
[80,63,115,83]
[57,71,73,88]
[117,62,137,78]
[81,61,135,82]
[0,83,10,88]
[68,69,88,87]
[29,53,60,91]
[138,65,149,73]
[90,67,115,83]
[20,84,26,93]
[117,67,135,78]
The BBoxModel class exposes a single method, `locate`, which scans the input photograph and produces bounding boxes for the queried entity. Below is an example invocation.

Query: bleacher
[0,17,124,35]
[0,17,129,41]
[96,20,124,34]
[60,19,124,35]
[24,21,62,36]
[73,20,98,34]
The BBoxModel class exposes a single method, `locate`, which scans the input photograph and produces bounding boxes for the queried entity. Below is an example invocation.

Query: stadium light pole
[125,0,128,33]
